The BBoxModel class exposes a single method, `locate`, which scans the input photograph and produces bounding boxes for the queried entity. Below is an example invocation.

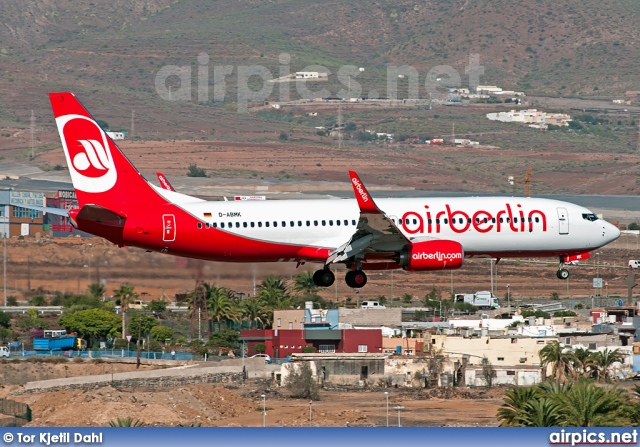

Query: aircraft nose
[605,221,621,243]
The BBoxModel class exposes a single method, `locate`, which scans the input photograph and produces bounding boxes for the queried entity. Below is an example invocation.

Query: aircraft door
[557,208,569,235]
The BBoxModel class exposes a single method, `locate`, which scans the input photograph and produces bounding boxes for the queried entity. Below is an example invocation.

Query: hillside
[1,0,640,176]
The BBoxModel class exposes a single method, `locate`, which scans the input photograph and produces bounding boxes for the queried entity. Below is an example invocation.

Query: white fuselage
[177,195,618,256]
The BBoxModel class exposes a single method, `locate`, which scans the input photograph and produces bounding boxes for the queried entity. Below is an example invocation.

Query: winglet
[156,172,175,191]
[348,171,380,214]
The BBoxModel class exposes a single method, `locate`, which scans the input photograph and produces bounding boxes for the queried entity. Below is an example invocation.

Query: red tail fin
[49,92,163,213]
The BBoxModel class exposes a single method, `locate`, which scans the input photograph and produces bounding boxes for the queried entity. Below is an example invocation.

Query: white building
[106,131,125,141]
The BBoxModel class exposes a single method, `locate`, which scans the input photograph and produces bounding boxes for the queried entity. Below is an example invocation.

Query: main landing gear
[345,270,367,288]
[556,268,570,280]
[312,268,368,288]
[312,269,335,287]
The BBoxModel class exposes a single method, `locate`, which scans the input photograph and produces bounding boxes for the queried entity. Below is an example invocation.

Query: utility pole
[30,110,35,159]
[451,122,455,144]
[131,110,135,138]
[338,102,342,149]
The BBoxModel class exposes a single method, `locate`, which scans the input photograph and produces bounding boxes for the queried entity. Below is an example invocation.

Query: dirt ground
[3,232,638,305]
[0,361,503,427]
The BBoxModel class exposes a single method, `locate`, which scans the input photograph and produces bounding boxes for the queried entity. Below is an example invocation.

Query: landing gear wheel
[556,268,570,280]
[345,270,368,288]
[313,269,335,287]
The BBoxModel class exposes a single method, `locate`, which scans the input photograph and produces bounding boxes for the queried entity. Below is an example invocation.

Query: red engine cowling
[395,240,464,272]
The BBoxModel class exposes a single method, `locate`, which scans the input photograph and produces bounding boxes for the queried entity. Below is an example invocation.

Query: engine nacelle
[395,240,464,272]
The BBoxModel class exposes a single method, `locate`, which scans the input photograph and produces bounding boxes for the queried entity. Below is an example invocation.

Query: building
[0,190,51,237]
[240,327,383,359]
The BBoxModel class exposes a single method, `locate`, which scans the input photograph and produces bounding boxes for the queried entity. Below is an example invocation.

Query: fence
[5,350,192,361]
[0,398,31,427]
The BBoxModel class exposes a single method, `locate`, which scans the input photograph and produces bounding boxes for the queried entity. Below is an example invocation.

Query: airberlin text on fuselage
[401,203,547,234]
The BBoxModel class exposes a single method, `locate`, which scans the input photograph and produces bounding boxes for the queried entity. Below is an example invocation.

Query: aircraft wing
[327,171,410,264]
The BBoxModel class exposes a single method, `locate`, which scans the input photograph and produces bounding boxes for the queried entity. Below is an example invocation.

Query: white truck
[361,301,386,309]
[455,291,500,310]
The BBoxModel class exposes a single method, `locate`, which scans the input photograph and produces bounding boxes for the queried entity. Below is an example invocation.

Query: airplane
[46,92,620,289]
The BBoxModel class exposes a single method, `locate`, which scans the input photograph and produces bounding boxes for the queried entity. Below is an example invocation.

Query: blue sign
[618,299,624,307]
[8,341,20,347]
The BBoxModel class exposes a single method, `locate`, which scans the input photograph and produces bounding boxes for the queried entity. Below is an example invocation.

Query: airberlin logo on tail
[55,114,117,193]
[352,178,369,203]
[74,140,110,174]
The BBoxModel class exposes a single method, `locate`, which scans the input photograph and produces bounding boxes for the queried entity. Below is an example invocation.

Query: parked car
[250,353,271,364]
[0,346,10,358]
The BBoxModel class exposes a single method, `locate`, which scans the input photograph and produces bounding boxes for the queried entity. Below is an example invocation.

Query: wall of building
[432,334,553,366]
[339,308,401,326]
[273,329,309,358]
[342,329,383,354]
[273,309,305,331]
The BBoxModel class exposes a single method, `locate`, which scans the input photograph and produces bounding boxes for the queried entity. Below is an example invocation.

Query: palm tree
[539,341,573,382]
[590,348,625,383]
[257,275,292,308]
[241,297,269,329]
[558,381,629,426]
[293,271,319,297]
[113,285,137,339]
[203,284,239,331]
[519,397,563,427]
[108,417,144,427]
[88,283,105,299]
[497,386,540,426]
[569,347,595,379]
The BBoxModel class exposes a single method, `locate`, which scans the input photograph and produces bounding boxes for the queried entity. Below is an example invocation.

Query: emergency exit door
[557,208,569,234]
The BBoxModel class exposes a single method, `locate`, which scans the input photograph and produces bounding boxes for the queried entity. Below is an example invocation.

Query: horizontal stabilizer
[16,205,70,217]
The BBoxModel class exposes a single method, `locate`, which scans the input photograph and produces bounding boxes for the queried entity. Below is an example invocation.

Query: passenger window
[243,222,247,228]
[528,217,532,222]
[499,218,503,223]
[251,222,255,228]
[535,217,540,223]
[405,218,410,225]
[236,222,240,228]
[258,222,262,227]
[412,219,417,224]
[273,222,277,227]
[492,218,495,223]
[306,221,310,226]
[322,220,326,226]
[290,221,294,227]
[298,221,302,227]
[391,219,395,223]
[329,220,333,226]
[266,222,270,227]
[220,223,225,229]
[428,219,432,224]
[444,218,448,224]
[352,220,356,225]
[213,223,218,228]
[484,218,488,224]
[514,218,518,223]
[336,220,341,226]
[344,220,348,226]
[197,223,203,229]
[436,219,440,224]
[228,222,232,228]
[314,220,318,226]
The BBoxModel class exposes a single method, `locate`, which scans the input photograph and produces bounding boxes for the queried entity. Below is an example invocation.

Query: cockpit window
[582,213,598,222]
